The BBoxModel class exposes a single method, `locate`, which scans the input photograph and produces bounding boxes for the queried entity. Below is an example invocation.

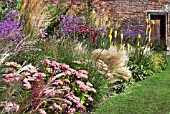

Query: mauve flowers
[38,109,46,114]
[68,108,76,114]
[86,95,93,102]
[3,73,22,83]
[2,59,96,113]
[53,79,63,86]
[0,10,24,41]
[5,61,21,68]
[4,102,19,112]
[56,15,83,36]
[76,103,86,110]
[53,103,62,111]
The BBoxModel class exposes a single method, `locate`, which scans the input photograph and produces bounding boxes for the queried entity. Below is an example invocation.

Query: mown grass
[93,56,170,114]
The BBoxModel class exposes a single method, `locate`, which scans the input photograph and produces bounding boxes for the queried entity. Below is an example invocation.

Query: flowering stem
[0,52,10,66]
[40,72,65,94]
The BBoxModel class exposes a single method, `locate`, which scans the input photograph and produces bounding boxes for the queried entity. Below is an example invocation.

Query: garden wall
[51,0,170,54]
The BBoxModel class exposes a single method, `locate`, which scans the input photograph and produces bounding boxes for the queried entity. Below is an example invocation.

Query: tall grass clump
[19,0,52,36]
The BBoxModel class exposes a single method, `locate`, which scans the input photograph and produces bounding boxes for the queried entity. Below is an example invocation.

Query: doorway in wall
[147,11,168,51]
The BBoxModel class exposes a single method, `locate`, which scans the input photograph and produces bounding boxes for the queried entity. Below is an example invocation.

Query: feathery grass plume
[92,46,131,82]
[19,0,51,36]
[74,42,88,55]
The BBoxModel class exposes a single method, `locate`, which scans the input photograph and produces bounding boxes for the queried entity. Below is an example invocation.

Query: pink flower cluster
[3,73,22,83]
[42,59,88,79]
[4,102,19,112]
[5,62,21,68]
[76,80,96,92]
[2,60,96,113]
[23,72,46,89]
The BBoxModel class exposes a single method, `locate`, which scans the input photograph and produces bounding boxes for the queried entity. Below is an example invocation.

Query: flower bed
[0,0,167,113]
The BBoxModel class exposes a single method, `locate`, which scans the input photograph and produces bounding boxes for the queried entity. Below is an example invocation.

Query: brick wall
[50,0,170,53]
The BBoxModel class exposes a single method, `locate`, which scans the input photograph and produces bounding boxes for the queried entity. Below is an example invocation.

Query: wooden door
[150,15,166,50]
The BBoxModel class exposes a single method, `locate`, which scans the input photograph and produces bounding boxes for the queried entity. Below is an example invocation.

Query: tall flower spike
[151,20,155,25]
[120,33,123,42]
[115,19,119,28]
[127,43,130,51]
[146,18,149,24]
[108,28,113,43]
[107,19,111,27]
[137,34,141,39]
[120,44,123,50]
[102,42,105,47]
[148,27,152,36]
[146,24,149,35]
[114,30,117,39]
[137,41,140,47]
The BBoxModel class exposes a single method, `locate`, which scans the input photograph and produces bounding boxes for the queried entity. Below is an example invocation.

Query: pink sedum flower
[86,95,93,102]
[5,62,21,68]
[64,79,70,83]
[3,74,23,83]
[53,79,63,86]
[44,87,57,96]
[106,73,113,78]
[23,81,32,89]
[76,103,86,110]
[65,70,72,75]
[76,72,88,78]
[86,82,93,87]
[38,109,46,114]
[53,103,62,111]
[68,108,76,113]
[42,59,51,65]
[91,88,97,93]
[61,63,70,69]
[79,70,88,74]
[5,68,16,72]
[63,86,71,93]
[5,102,19,112]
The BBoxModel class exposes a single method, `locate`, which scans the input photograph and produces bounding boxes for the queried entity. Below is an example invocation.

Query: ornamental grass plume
[0,35,39,66]
[92,46,131,82]
[19,0,51,36]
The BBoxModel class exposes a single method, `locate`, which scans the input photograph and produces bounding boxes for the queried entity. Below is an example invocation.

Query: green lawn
[93,56,170,114]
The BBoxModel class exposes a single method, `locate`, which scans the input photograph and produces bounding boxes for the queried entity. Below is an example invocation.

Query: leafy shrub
[128,47,167,82]
[149,52,167,72]
[128,48,153,82]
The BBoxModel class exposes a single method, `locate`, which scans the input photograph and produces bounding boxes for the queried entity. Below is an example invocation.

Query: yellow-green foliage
[149,52,166,72]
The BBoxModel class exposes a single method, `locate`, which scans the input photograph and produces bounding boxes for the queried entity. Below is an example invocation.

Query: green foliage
[128,48,167,82]
[0,0,21,16]
[77,62,109,108]
[128,49,153,81]
[149,52,167,72]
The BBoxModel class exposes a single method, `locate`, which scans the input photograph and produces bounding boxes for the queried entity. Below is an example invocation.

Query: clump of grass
[19,0,52,36]
[92,46,131,82]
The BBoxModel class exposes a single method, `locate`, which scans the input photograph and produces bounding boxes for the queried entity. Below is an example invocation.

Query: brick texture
[49,0,170,53]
